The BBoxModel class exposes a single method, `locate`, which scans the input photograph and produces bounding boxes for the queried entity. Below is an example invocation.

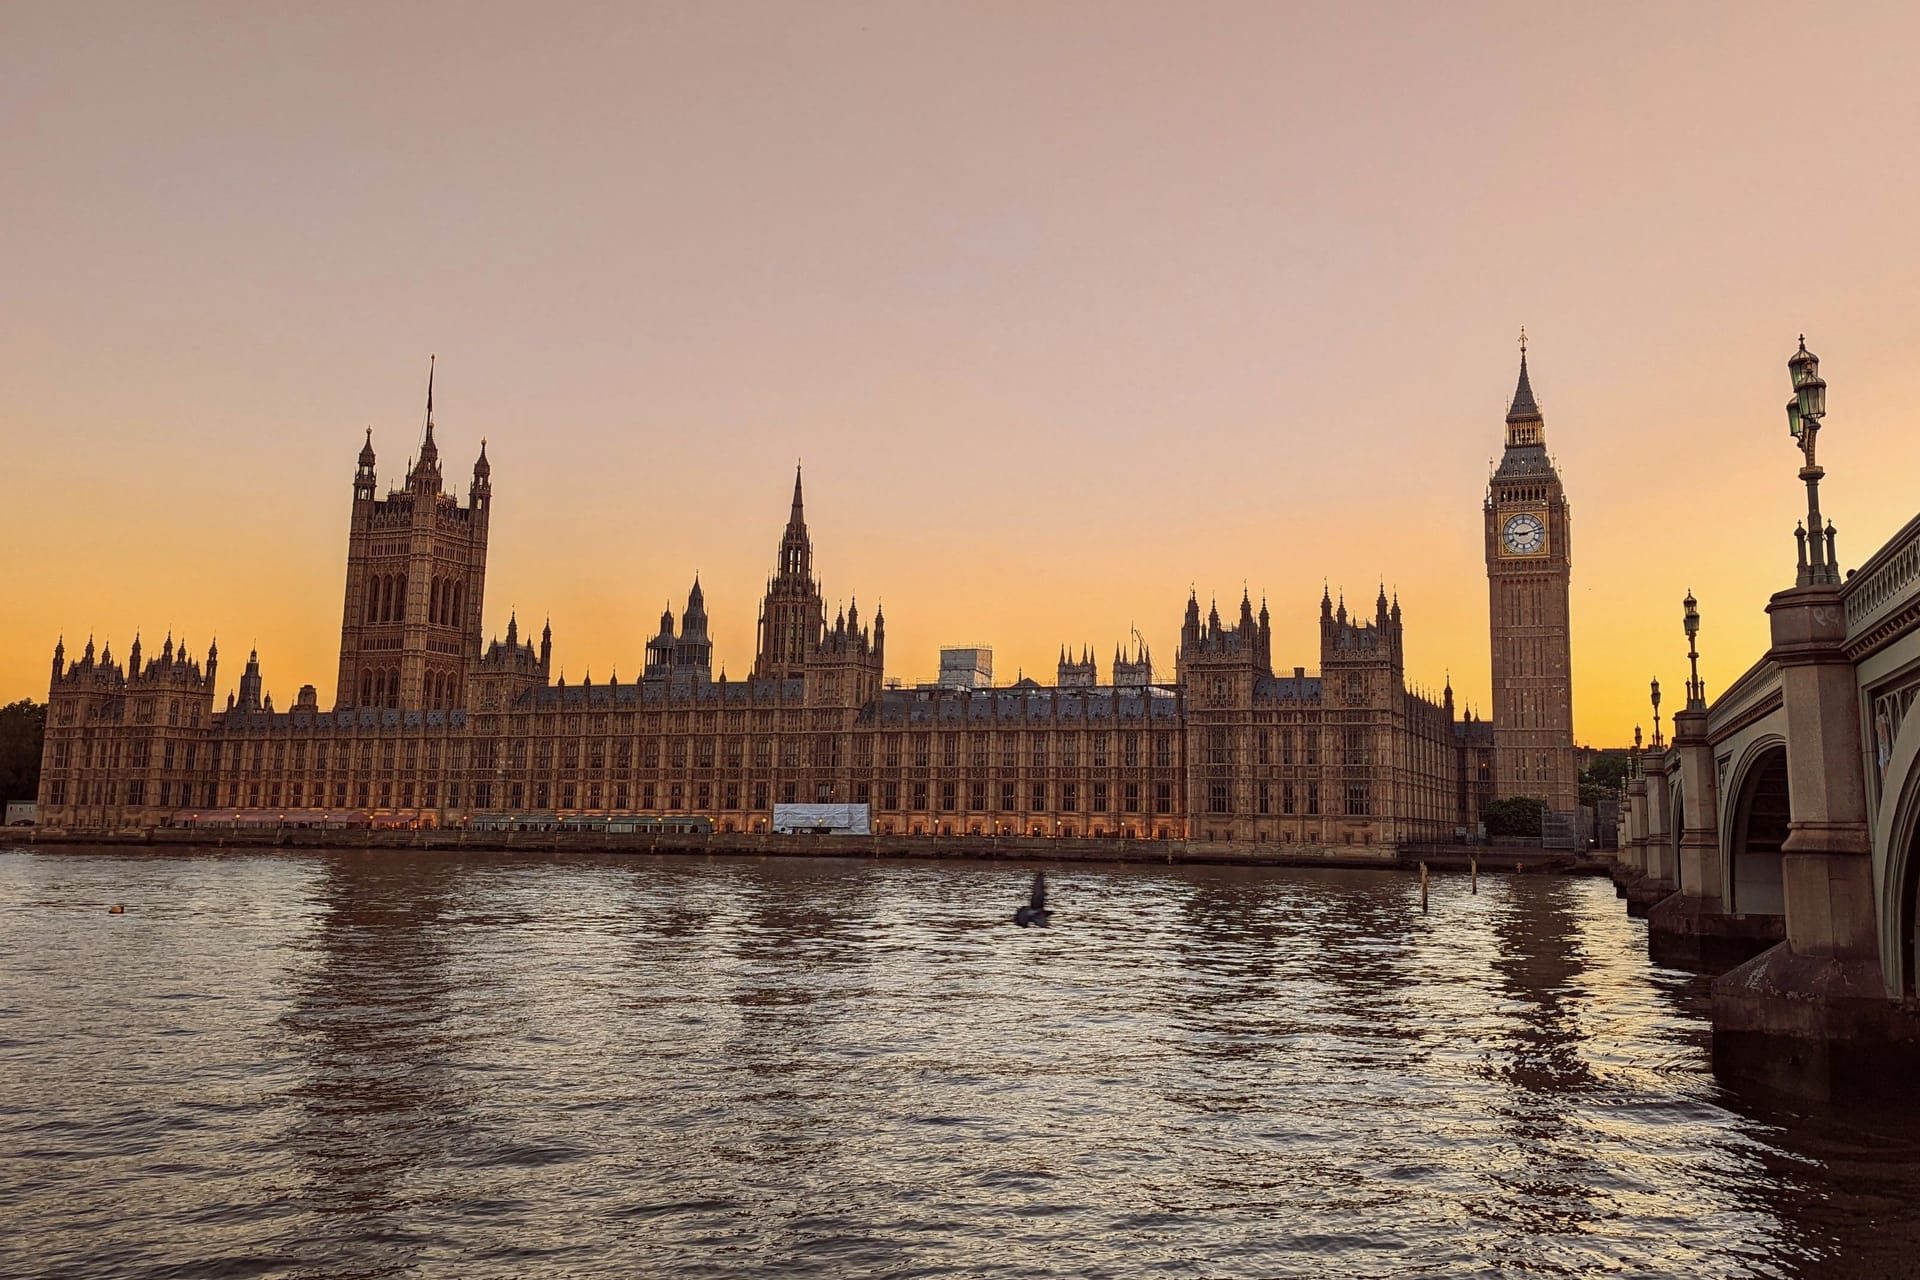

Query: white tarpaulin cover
[772,803,872,835]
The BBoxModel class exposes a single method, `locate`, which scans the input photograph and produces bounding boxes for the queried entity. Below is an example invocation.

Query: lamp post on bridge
[1786,337,1838,585]
[1650,678,1663,751]
[1683,590,1705,710]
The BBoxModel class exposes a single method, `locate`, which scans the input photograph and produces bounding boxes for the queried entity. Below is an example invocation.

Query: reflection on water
[2,848,1918,1278]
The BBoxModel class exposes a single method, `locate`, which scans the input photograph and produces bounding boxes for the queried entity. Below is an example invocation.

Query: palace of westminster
[34,353,1580,845]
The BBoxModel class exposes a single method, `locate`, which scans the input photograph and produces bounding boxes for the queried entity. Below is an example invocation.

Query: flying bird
[1014,871,1051,928]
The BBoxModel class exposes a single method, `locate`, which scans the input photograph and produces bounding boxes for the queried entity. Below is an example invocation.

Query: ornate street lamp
[1787,336,1839,585]
[1683,590,1705,709]
[1650,678,1663,749]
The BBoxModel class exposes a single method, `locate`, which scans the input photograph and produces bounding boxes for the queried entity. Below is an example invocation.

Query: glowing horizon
[8,4,1920,742]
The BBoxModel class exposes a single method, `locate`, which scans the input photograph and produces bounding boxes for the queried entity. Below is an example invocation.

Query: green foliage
[1578,754,1631,809]
[1482,795,1546,838]
[0,700,47,811]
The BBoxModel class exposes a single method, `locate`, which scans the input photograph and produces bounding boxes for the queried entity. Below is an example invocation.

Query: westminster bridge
[1613,341,1920,1096]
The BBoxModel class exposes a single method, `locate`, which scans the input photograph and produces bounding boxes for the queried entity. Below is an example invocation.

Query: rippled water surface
[4,848,1918,1279]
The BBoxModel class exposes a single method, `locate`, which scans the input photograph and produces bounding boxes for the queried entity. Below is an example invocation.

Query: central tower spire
[754,465,826,681]
[1505,330,1544,447]
[411,354,441,488]
[778,462,812,582]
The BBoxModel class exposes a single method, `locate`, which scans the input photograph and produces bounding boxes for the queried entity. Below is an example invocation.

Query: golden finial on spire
[1518,325,1528,355]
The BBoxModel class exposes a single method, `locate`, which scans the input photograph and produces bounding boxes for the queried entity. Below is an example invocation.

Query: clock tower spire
[1485,333,1577,817]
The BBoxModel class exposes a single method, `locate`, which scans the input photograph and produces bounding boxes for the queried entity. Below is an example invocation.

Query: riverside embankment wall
[11,828,1595,874]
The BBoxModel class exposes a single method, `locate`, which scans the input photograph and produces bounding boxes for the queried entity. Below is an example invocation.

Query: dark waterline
[3,847,1917,1279]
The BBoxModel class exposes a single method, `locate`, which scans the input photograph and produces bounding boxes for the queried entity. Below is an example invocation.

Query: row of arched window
[361,572,466,628]
[359,667,401,709]
[429,578,465,629]
[364,573,408,625]
[353,667,462,710]
[426,670,459,710]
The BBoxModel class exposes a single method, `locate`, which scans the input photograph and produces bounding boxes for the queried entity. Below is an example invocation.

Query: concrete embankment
[13,827,1603,875]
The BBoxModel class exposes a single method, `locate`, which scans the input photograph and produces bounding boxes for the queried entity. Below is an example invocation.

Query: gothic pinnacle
[1507,332,1541,422]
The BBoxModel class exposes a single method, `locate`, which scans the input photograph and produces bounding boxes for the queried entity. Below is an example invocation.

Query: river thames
[3,848,1916,1279]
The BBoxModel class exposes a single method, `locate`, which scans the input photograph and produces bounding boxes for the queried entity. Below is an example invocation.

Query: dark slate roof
[519,676,801,710]
[1493,442,1557,480]
[1455,718,1496,746]
[1253,674,1323,704]
[216,707,468,732]
[856,684,1179,727]
[1507,352,1541,421]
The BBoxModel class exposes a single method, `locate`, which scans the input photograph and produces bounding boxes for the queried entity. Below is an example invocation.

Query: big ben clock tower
[1485,334,1577,814]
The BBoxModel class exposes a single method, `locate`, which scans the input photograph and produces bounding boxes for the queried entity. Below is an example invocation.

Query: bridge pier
[1710,584,1920,1095]
[1616,766,1667,916]
[1646,705,1784,971]
[1649,895,1785,972]
[1633,762,1678,915]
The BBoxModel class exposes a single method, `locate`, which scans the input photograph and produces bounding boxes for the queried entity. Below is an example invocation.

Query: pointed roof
[1506,348,1541,423]
[790,463,805,525]
[418,354,440,465]
[1497,336,1560,478]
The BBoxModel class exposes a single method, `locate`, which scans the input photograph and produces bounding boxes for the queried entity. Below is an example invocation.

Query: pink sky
[6,2,1920,741]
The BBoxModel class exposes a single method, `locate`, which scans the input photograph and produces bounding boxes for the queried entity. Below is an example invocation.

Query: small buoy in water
[108,904,125,915]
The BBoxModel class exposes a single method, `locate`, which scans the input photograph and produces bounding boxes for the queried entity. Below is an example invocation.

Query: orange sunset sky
[6,2,1920,742]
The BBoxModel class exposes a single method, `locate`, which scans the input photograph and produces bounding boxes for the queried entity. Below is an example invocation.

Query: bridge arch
[1722,737,1789,916]
[1897,816,1920,998]
[1871,702,1920,997]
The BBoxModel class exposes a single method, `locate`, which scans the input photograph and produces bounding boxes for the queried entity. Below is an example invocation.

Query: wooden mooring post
[1471,857,1478,894]
[1419,862,1429,914]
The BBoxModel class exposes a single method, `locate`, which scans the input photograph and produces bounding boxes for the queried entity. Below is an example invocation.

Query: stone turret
[1057,645,1097,688]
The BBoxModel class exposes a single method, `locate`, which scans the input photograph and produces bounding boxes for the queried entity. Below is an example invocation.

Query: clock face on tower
[1501,512,1546,556]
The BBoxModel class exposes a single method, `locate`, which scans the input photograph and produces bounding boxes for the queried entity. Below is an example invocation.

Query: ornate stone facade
[37,366,1530,847]
[336,360,491,715]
